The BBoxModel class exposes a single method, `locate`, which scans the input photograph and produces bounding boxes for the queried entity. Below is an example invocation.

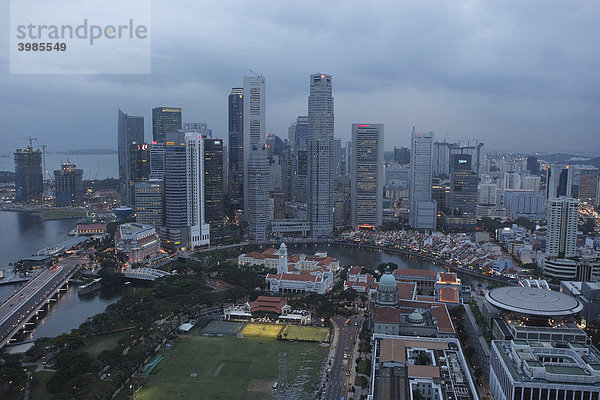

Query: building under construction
[14,146,43,203]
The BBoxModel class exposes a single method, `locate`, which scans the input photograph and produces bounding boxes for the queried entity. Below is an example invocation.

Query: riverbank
[0,206,87,220]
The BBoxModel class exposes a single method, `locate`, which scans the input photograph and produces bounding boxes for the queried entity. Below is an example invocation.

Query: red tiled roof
[393,268,437,278]
[248,296,287,314]
[373,307,401,323]
[397,282,416,300]
[430,305,454,333]
[348,266,362,275]
[439,287,459,303]
[438,272,458,284]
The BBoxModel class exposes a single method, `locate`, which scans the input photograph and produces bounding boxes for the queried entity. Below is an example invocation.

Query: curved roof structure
[485,287,582,317]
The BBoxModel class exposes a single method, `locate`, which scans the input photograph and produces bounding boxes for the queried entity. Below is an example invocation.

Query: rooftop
[485,286,583,317]
[493,339,600,386]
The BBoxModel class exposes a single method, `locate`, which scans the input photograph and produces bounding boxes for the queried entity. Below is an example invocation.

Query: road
[325,315,363,400]
[0,256,83,347]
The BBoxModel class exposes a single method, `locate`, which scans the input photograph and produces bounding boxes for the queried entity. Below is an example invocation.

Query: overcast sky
[1,0,599,155]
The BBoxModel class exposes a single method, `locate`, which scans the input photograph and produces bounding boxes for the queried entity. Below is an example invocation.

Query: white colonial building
[252,243,337,294]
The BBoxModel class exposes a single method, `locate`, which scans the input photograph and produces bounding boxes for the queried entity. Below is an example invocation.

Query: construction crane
[248,68,262,77]
[18,137,38,148]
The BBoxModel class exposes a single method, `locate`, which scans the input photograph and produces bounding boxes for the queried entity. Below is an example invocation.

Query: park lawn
[32,209,87,220]
[137,335,328,400]
[82,331,130,357]
[31,371,53,400]
[281,326,330,342]
[241,323,283,339]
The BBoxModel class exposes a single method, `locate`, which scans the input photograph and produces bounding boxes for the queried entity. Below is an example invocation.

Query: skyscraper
[149,141,165,180]
[393,147,410,165]
[228,88,244,210]
[14,146,43,203]
[152,107,182,143]
[247,145,269,240]
[54,162,83,206]
[308,73,334,237]
[204,137,224,243]
[409,130,437,230]
[546,197,578,258]
[526,155,539,175]
[578,169,599,204]
[243,76,266,216]
[442,154,478,230]
[546,165,573,199]
[295,116,309,151]
[351,123,384,227]
[126,143,151,205]
[118,109,144,204]
[185,133,211,248]
[135,180,163,227]
[163,132,187,248]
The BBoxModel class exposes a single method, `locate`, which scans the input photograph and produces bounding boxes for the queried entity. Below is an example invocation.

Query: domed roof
[408,311,424,324]
[379,272,396,287]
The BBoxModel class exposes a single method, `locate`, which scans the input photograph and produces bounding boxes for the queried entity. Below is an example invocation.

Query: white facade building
[546,196,578,258]
[185,133,210,248]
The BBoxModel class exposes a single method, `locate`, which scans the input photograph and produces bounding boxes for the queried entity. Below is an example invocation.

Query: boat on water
[78,278,103,295]
[37,244,65,257]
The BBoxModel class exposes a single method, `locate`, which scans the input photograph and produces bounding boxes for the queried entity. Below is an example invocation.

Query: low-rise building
[368,335,479,400]
[224,296,311,325]
[115,223,161,264]
[490,339,600,400]
[561,281,600,326]
[262,244,338,294]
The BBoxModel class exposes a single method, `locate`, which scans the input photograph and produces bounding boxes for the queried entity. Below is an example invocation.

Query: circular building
[485,287,582,317]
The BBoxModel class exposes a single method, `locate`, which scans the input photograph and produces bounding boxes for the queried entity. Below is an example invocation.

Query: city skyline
[1,1,599,154]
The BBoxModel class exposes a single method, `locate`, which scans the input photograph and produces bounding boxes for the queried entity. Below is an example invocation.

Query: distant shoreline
[0,207,86,220]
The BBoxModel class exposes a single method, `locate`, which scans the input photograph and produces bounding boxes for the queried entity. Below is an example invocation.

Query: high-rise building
[118,109,144,205]
[294,150,309,204]
[163,132,210,249]
[351,123,384,227]
[204,137,224,243]
[546,196,578,258]
[163,132,187,248]
[243,76,266,215]
[228,88,244,209]
[333,138,343,177]
[126,143,150,206]
[247,145,269,240]
[546,165,572,199]
[183,122,211,136]
[308,73,334,237]
[14,146,43,204]
[54,162,83,206]
[526,155,539,175]
[149,141,165,180]
[579,169,600,203]
[152,107,181,143]
[393,146,410,165]
[442,154,478,230]
[479,183,498,206]
[294,116,309,151]
[134,180,163,227]
[185,133,211,248]
[409,130,437,230]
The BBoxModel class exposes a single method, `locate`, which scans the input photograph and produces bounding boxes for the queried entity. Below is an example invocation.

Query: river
[0,211,124,342]
[0,211,461,343]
